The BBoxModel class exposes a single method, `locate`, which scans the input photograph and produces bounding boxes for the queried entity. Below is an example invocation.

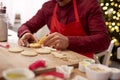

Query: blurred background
[0,0,48,24]
[99,0,120,67]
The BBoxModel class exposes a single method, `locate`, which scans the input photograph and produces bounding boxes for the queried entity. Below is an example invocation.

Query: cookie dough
[38,35,46,44]
[35,48,51,54]
[29,43,41,48]
[21,50,38,57]
[8,47,24,53]
[51,51,66,59]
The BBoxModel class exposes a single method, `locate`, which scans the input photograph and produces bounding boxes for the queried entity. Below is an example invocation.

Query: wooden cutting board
[0,44,89,78]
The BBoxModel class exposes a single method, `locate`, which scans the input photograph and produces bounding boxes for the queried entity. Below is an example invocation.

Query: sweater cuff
[67,36,77,49]
[17,25,31,38]
[18,30,31,38]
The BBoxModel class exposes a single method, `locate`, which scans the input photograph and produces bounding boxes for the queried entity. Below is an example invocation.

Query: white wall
[2,0,48,25]
[1,0,50,37]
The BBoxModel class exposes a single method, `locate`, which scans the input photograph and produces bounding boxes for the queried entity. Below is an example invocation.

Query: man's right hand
[18,33,38,47]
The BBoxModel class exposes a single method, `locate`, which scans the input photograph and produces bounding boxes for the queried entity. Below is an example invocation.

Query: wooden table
[0,30,88,80]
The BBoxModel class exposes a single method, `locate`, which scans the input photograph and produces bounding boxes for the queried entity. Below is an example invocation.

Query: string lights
[100,0,120,47]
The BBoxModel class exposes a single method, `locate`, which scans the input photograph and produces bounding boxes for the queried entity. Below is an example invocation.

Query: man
[18,0,110,58]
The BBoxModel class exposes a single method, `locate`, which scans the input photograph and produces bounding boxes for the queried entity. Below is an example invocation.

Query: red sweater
[18,0,110,54]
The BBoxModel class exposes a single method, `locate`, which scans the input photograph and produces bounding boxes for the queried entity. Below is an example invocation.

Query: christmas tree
[99,0,120,60]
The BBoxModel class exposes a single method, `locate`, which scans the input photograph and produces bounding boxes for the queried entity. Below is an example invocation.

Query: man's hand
[18,33,38,47]
[43,32,69,50]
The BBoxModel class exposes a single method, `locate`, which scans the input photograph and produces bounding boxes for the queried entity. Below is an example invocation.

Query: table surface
[0,29,88,80]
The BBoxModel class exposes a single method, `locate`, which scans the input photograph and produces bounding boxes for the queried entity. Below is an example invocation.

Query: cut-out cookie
[51,52,66,59]
[21,50,38,57]
[8,47,24,53]
[35,48,51,54]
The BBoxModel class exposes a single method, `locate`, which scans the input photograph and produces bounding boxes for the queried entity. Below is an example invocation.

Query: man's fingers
[43,33,56,44]
[25,40,30,47]
[44,36,58,46]
[33,36,39,43]
[19,38,29,47]
[19,39,25,46]
[18,39,22,46]
[50,40,60,48]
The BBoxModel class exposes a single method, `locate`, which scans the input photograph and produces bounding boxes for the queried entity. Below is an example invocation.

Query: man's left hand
[43,32,69,50]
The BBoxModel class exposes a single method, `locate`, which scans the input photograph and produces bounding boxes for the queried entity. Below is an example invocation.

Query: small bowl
[85,64,111,80]
[110,67,120,80]
[78,61,91,72]
[2,68,35,80]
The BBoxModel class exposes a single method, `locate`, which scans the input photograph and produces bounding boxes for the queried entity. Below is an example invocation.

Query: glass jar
[0,13,8,41]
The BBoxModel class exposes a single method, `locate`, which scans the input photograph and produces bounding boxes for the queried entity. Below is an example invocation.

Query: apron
[50,0,94,58]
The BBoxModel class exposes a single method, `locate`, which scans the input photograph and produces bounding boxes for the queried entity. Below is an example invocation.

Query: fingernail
[46,34,49,36]
[27,44,30,47]
[22,44,25,46]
